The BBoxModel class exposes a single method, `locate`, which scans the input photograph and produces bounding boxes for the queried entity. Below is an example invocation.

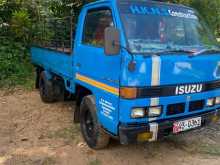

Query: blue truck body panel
[31,47,74,92]
[31,0,220,141]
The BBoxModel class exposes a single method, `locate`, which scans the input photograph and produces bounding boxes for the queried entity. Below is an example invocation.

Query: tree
[173,0,220,36]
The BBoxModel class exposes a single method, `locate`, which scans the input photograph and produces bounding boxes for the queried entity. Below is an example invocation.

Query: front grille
[189,100,205,112]
[167,103,185,116]
[206,80,220,90]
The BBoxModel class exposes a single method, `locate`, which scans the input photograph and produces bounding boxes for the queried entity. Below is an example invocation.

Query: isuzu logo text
[175,84,203,95]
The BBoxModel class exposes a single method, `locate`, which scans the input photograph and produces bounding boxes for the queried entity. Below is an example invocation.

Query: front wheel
[80,95,110,149]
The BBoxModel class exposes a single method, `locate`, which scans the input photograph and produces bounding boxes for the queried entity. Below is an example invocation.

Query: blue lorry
[31,0,220,149]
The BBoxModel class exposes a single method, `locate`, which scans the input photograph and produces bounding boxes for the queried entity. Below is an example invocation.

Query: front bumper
[119,109,220,145]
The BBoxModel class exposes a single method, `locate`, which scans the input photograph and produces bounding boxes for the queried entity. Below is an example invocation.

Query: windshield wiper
[154,49,195,56]
[190,48,220,57]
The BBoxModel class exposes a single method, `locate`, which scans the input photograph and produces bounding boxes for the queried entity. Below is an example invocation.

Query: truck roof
[84,0,111,7]
[84,0,193,11]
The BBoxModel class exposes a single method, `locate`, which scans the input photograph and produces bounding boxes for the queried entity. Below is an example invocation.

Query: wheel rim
[84,110,94,138]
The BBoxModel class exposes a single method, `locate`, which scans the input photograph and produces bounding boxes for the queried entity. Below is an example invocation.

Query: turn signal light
[212,115,220,123]
[120,87,137,99]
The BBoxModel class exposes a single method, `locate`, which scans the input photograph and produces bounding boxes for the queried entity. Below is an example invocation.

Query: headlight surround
[147,106,162,117]
[131,106,163,119]
[207,98,215,107]
[131,108,145,118]
[215,97,220,105]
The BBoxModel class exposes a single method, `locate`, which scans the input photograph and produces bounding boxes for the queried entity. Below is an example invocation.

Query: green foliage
[0,38,34,89]
[10,10,32,44]
[0,0,219,89]
[0,0,38,89]
[48,0,94,17]
[173,0,220,36]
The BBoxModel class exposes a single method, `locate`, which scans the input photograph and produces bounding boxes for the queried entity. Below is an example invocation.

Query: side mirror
[104,27,120,55]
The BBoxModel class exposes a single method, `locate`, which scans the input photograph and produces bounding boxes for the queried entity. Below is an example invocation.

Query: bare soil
[1,90,220,165]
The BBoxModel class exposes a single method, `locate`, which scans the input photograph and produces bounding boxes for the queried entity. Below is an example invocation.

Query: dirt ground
[1,90,220,165]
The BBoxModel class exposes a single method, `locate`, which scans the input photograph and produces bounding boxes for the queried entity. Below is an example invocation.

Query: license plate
[173,117,202,134]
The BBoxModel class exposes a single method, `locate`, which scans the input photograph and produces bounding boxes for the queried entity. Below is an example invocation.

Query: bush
[0,38,34,89]
[10,9,32,45]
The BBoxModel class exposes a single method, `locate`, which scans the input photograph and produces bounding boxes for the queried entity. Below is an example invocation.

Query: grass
[165,134,220,156]
[47,125,81,143]
[198,144,220,156]
[42,157,56,165]
[0,62,35,91]
[88,159,102,165]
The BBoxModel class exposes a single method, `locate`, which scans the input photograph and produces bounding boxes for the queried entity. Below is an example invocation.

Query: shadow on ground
[1,90,220,165]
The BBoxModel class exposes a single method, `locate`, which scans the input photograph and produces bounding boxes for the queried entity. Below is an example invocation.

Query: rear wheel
[39,71,55,103]
[35,68,41,89]
[80,95,110,149]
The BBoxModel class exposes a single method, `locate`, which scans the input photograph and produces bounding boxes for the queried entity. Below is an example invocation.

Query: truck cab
[31,0,220,149]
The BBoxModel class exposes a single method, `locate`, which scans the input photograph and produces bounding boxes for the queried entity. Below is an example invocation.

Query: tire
[35,68,40,89]
[39,71,55,103]
[80,95,110,149]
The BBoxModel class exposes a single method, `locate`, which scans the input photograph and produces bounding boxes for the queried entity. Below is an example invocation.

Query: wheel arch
[74,83,94,123]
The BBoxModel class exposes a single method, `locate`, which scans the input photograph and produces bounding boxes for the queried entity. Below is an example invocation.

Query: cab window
[83,8,114,47]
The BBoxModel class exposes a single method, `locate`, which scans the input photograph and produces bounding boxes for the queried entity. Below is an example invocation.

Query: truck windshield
[117,1,219,54]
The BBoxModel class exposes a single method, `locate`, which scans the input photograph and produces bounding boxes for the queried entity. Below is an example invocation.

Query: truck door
[74,7,121,134]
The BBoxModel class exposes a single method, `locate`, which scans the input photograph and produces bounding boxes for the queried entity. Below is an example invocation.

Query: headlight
[215,97,220,105]
[147,106,162,117]
[131,108,145,118]
[207,98,215,107]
